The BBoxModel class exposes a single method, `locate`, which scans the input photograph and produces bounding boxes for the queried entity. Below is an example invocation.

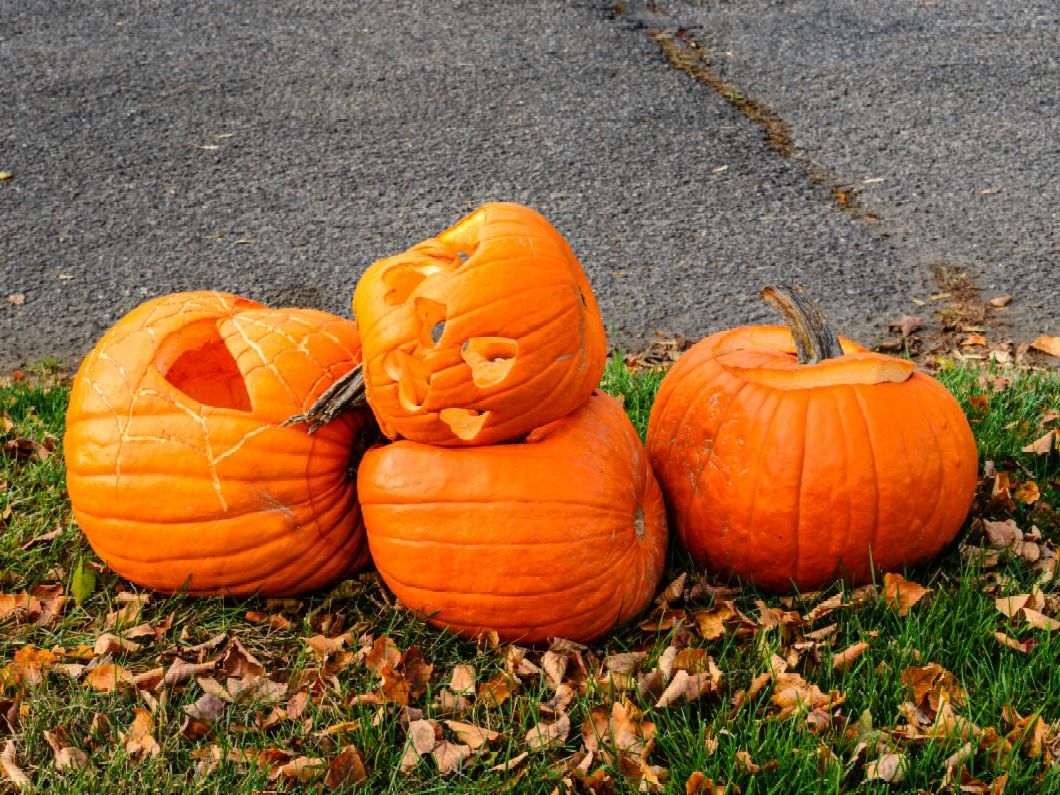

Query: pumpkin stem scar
[760,285,845,364]
[284,365,367,433]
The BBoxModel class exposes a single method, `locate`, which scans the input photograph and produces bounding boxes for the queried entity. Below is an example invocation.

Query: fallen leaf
[182,693,227,740]
[684,772,727,795]
[526,713,570,751]
[832,642,869,672]
[994,631,1034,653]
[164,658,218,687]
[273,756,325,782]
[982,519,1022,549]
[325,745,367,788]
[692,601,738,640]
[656,666,722,708]
[1030,336,1060,358]
[0,172,12,182]
[5,294,24,307]
[84,663,134,692]
[1022,431,1056,455]
[122,707,160,758]
[961,334,988,347]
[988,295,1013,308]
[979,187,1001,195]
[1022,608,1060,631]
[866,752,907,782]
[1013,481,1041,505]
[445,720,500,750]
[432,741,471,774]
[0,740,29,788]
[71,559,97,606]
[884,572,931,616]
[448,664,476,695]
[364,636,401,675]
[489,751,528,772]
[734,750,760,774]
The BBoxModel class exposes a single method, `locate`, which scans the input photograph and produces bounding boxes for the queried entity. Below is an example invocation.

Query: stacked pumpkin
[64,203,669,643]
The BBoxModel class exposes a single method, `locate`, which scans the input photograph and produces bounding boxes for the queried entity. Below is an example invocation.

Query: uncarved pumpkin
[646,286,978,592]
[359,392,668,643]
[64,291,372,596]
[352,202,607,446]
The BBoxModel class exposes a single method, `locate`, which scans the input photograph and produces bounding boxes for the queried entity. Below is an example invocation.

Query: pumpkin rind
[353,202,608,446]
[64,291,372,596]
[646,324,978,592]
[359,393,668,643]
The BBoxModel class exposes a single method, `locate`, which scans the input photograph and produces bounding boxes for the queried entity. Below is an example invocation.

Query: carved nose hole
[461,336,518,388]
[383,349,431,412]
[414,297,447,349]
[157,319,251,411]
[439,407,491,441]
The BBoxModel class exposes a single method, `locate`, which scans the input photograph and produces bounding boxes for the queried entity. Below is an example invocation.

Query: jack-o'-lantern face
[353,202,608,446]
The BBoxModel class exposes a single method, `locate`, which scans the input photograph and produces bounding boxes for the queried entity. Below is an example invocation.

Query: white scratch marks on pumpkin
[213,425,274,465]
[229,315,301,406]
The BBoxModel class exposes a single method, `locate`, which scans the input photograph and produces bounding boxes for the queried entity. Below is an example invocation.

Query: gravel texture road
[2,0,1057,370]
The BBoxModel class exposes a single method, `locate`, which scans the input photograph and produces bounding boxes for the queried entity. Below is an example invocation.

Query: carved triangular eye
[156,319,251,411]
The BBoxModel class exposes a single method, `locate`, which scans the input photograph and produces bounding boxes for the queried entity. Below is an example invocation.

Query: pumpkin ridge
[849,385,882,568]
[682,380,753,538]
[733,388,786,582]
[902,378,957,557]
[790,390,812,587]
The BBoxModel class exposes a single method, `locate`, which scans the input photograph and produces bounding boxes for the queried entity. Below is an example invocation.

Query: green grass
[1,359,1058,793]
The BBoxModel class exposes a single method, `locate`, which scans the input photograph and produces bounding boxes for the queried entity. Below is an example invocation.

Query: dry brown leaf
[325,745,367,788]
[832,642,870,672]
[1022,608,1060,631]
[994,631,1034,653]
[1030,336,1060,358]
[655,666,721,708]
[273,756,325,782]
[182,693,227,740]
[988,295,1013,308]
[526,713,570,751]
[433,688,472,716]
[364,636,401,675]
[84,663,134,692]
[93,633,143,656]
[883,572,931,616]
[432,741,471,774]
[1013,481,1041,505]
[684,772,727,795]
[982,519,1023,549]
[1022,430,1056,455]
[865,752,907,782]
[445,720,500,750]
[488,751,528,772]
[734,750,759,774]
[164,658,218,687]
[996,594,1031,617]
[692,601,738,640]
[448,664,476,695]
[219,637,264,679]
[122,707,160,758]
[901,663,967,709]
[305,633,352,658]
[0,740,29,788]
[478,672,515,706]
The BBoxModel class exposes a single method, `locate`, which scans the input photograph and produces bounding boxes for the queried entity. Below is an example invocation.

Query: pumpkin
[358,392,668,643]
[340,201,607,446]
[64,291,372,596]
[646,286,978,592]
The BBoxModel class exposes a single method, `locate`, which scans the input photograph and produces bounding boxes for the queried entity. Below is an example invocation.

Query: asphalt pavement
[2,0,1057,371]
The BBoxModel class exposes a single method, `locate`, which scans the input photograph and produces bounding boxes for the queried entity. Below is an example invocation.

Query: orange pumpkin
[358,393,668,643]
[646,286,978,592]
[351,202,607,446]
[64,291,372,596]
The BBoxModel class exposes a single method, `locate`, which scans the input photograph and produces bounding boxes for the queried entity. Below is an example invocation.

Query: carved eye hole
[157,319,251,411]
[461,337,518,388]
[381,263,443,307]
[414,297,447,349]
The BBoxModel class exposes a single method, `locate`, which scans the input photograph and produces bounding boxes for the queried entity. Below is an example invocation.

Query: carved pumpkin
[64,291,372,596]
[646,286,978,592]
[351,202,607,446]
[359,393,668,643]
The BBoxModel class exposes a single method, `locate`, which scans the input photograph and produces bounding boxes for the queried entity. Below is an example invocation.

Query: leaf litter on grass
[2,361,1060,792]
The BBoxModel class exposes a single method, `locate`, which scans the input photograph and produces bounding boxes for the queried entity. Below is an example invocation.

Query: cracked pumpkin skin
[64,291,372,596]
[353,201,607,446]
[646,324,978,592]
[359,393,668,643]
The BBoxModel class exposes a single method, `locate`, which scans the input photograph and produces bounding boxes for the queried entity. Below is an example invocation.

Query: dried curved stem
[760,285,844,364]
[284,365,367,433]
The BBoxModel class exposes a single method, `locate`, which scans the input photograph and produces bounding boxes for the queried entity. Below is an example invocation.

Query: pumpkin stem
[283,364,366,433]
[760,285,845,364]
